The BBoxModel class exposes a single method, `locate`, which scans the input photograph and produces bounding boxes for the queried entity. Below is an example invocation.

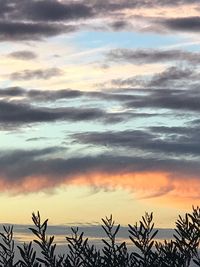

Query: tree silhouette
[0,207,199,266]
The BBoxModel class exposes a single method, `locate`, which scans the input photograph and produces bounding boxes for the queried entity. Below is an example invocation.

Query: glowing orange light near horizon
[0,170,200,207]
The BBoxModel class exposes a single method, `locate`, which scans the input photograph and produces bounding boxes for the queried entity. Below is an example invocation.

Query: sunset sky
[0,0,200,228]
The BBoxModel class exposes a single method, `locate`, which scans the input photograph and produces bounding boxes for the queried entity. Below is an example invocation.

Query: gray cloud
[0,86,136,103]
[0,0,198,42]
[0,87,25,97]
[26,137,49,142]
[1,85,200,133]
[72,127,200,157]
[0,87,138,103]
[0,1,87,41]
[89,0,200,13]
[0,1,198,42]
[0,98,161,130]
[106,48,200,65]
[0,87,84,100]
[0,101,107,126]
[126,87,200,112]
[0,21,73,41]
[110,20,132,31]
[111,65,198,89]
[148,66,195,87]
[27,88,84,101]
[23,0,93,22]
[0,147,200,194]
[162,16,200,32]
[0,99,138,128]
[0,0,93,21]
[49,85,200,115]
[8,50,37,60]
[10,68,63,80]
[0,0,199,21]
[0,147,60,165]
[111,76,143,87]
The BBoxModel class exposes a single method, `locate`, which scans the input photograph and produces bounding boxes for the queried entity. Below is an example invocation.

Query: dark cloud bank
[72,127,200,157]
[0,84,200,193]
[0,0,198,41]
[0,82,200,128]
[0,146,200,194]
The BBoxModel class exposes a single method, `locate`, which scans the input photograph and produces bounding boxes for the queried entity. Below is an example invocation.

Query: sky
[0,0,200,228]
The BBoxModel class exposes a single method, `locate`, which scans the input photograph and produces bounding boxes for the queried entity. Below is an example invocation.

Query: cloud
[2,85,198,116]
[0,100,108,126]
[0,0,198,42]
[0,88,164,127]
[0,87,25,97]
[108,65,198,89]
[27,88,84,101]
[110,76,143,87]
[26,137,50,142]
[162,16,200,32]
[0,1,92,42]
[0,100,144,130]
[0,87,136,102]
[7,50,37,60]
[90,67,200,113]
[106,48,200,65]
[148,66,195,87]
[10,68,63,80]
[0,0,199,22]
[110,20,132,31]
[0,1,198,42]
[90,0,200,13]
[0,147,200,198]
[72,127,200,157]
[0,21,75,41]
[125,86,200,112]
[23,0,93,22]
[0,87,84,100]
[0,0,93,22]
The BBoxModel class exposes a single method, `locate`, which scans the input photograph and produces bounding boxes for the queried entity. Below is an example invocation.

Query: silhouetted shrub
[0,207,200,266]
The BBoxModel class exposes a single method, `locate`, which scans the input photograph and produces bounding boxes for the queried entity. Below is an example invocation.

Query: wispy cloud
[10,68,63,80]
[72,126,200,157]
[7,50,37,60]
[106,48,200,65]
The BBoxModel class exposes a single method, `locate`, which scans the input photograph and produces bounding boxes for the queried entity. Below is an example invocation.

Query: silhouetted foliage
[0,225,15,266]
[0,207,200,266]
[128,212,158,266]
[101,215,128,267]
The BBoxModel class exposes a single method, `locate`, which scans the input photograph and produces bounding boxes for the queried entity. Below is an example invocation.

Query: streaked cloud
[72,126,200,157]
[0,147,200,202]
[23,0,94,21]
[7,50,37,60]
[0,100,108,126]
[106,48,200,65]
[0,21,73,41]
[162,16,200,32]
[0,0,198,43]
[10,67,63,80]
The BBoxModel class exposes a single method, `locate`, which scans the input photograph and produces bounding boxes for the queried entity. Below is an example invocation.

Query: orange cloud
[125,5,199,19]
[1,170,200,208]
